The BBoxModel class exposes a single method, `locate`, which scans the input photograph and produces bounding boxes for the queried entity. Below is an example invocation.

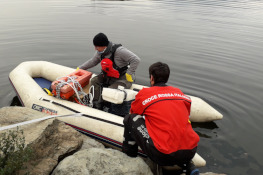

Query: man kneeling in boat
[78,33,141,109]
[122,62,200,175]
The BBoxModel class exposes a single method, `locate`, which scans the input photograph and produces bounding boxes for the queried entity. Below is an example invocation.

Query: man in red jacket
[122,62,200,175]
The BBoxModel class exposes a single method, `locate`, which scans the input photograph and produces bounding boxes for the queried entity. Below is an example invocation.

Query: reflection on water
[1,0,263,174]
[192,122,218,130]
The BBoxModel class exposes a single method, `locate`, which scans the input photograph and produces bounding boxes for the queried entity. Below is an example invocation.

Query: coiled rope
[55,76,94,107]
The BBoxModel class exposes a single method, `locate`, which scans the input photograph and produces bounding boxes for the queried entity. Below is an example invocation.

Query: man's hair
[149,62,170,84]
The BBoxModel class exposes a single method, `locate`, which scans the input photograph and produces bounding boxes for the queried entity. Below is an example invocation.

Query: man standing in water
[122,62,200,175]
[78,33,140,109]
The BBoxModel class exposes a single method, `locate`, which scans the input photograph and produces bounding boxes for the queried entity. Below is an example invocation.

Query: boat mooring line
[0,113,83,131]
[40,98,124,127]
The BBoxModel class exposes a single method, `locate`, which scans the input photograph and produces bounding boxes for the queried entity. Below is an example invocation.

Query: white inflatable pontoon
[9,61,223,168]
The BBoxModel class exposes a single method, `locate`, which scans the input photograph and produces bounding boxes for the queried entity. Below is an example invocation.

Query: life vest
[100,44,128,78]
[100,58,120,78]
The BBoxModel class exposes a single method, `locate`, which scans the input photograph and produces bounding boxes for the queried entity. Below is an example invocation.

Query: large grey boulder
[0,106,51,144]
[0,106,48,126]
[52,148,153,175]
[19,119,84,175]
[79,135,105,150]
[1,107,89,175]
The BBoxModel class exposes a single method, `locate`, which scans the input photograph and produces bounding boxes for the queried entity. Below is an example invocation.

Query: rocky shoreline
[0,106,225,175]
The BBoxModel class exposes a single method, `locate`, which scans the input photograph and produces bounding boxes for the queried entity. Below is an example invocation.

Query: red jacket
[130,85,200,154]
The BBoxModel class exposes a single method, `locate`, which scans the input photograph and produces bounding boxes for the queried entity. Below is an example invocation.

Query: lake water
[1,0,263,174]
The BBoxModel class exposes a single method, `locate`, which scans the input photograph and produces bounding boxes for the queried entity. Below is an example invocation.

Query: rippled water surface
[1,0,263,174]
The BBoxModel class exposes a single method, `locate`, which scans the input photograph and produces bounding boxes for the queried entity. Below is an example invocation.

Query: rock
[0,106,52,145]
[80,137,105,150]
[0,106,48,126]
[52,148,153,175]
[19,119,84,175]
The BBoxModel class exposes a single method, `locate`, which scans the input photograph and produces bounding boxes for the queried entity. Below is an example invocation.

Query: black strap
[109,44,122,61]
[100,44,122,61]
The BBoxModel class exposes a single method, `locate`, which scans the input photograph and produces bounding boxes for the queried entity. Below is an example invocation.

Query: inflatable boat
[9,61,223,167]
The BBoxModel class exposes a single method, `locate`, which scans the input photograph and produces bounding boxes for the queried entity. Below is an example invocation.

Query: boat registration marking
[32,104,58,115]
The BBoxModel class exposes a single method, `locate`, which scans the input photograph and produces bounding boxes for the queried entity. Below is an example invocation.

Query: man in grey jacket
[78,33,141,109]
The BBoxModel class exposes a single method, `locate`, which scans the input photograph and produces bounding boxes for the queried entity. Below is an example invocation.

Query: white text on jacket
[142,93,190,105]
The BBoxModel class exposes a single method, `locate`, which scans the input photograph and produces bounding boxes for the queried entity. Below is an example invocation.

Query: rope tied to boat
[0,113,83,131]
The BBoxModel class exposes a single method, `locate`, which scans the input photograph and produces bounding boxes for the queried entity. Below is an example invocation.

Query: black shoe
[186,161,199,175]
[122,142,138,157]
[190,169,200,175]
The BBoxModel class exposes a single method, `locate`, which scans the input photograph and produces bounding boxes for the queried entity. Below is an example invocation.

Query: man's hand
[126,73,133,82]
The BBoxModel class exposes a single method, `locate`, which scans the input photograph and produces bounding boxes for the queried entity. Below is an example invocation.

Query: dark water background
[1,0,263,174]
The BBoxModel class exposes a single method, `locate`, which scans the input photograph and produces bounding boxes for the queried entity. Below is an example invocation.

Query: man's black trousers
[122,113,197,167]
